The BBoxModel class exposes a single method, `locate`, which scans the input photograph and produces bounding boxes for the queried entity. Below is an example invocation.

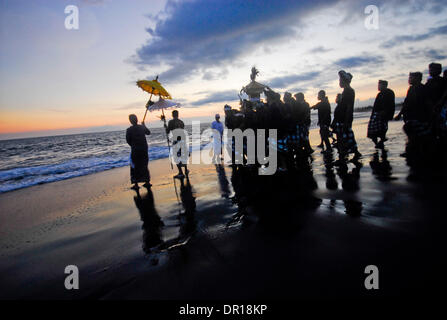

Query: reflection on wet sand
[323,151,338,190]
[134,188,163,254]
[337,160,363,216]
[177,176,196,237]
[321,150,363,215]
[133,176,197,258]
[215,164,231,199]
[228,157,321,229]
[370,149,394,181]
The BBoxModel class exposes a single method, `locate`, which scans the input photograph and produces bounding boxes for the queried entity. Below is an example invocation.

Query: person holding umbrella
[126,114,151,190]
[164,110,189,179]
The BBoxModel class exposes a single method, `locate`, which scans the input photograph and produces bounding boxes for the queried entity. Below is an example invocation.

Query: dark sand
[0,119,446,300]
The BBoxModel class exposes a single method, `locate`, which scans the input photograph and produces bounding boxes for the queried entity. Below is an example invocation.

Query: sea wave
[0,113,371,193]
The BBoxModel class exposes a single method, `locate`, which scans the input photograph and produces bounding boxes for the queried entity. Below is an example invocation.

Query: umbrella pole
[142,93,153,123]
[162,108,174,170]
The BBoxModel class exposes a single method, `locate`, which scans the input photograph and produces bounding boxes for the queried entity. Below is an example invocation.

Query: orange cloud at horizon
[0,81,411,135]
[0,103,225,134]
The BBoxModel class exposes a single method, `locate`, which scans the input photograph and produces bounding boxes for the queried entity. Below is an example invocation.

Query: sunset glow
[1,0,446,139]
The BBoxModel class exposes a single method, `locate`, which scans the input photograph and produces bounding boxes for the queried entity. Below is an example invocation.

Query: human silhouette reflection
[322,151,339,210]
[229,157,319,226]
[178,176,196,237]
[369,149,394,181]
[336,160,363,215]
[133,188,163,254]
[215,164,231,198]
[323,151,338,190]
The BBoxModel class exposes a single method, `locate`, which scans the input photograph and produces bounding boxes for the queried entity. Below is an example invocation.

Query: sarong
[334,122,358,154]
[403,120,431,138]
[367,112,388,139]
[130,149,150,183]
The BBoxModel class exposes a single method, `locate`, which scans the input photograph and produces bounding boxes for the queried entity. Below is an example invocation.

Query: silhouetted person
[426,63,446,140]
[367,80,395,148]
[165,110,188,179]
[395,72,431,162]
[294,92,314,155]
[126,114,151,190]
[311,90,332,152]
[335,70,362,161]
[133,188,163,254]
[425,63,444,116]
[331,93,343,148]
[283,91,295,105]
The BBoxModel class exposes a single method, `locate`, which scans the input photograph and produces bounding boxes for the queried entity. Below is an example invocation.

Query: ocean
[0,124,211,193]
[0,112,370,193]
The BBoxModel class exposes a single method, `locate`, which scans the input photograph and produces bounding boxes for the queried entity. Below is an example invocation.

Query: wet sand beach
[0,119,446,300]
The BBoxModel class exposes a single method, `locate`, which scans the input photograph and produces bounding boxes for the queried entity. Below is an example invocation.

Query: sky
[1,0,447,139]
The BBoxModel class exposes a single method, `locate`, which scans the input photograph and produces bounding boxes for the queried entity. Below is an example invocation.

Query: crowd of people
[125,62,447,190]
[223,63,447,173]
[223,69,365,172]
[395,63,447,168]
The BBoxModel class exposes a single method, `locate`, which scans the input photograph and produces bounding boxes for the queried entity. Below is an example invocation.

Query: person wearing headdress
[367,80,395,148]
[395,72,431,159]
[335,70,362,160]
[126,114,151,190]
[426,63,445,111]
[311,90,332,152]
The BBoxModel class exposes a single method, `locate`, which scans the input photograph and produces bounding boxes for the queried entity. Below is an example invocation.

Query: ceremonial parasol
[136,77,180,170]
[136,76,172,122]
[148,97,181,112]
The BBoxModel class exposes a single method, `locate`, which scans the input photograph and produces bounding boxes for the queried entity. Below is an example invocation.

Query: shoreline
[1,120,446,299]
[0,115,373,194]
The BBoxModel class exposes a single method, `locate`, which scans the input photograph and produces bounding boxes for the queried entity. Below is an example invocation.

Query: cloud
[133,0,340,83]
[398,47,447,62]
[308,46,333,54]
[190,90,239,107]
[267,71,321,88]
[334,55,385,69]
[425,49,447,60]
[380,24,447,49]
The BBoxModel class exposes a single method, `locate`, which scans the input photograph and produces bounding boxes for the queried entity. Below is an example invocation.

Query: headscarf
[428,63,442,76]
[338,70,353,84]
